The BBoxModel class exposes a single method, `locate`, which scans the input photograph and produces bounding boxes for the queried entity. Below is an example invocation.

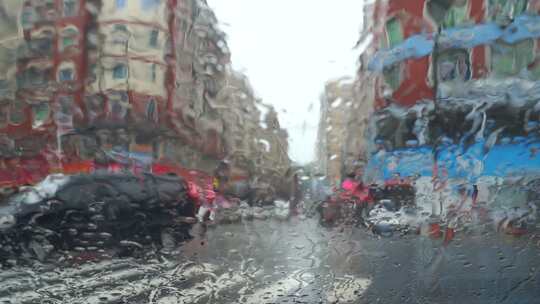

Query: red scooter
[317,182,374,226]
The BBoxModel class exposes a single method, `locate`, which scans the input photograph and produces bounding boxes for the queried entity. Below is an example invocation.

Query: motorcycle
[316,186,373,227]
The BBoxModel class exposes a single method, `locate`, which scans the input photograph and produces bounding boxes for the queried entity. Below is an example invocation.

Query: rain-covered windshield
[2,0,540,303]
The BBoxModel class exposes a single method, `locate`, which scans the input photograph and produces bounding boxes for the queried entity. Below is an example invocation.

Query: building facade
[0,0,291,191]
[0,0,23,148]
[356,0,540,181]
[316,77,355,185]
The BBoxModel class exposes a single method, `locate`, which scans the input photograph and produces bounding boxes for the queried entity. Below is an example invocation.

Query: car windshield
[2,0,540,303]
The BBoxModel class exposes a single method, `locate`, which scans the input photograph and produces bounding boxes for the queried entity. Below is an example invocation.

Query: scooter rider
[188,178,217,223]
[341,164,372,226]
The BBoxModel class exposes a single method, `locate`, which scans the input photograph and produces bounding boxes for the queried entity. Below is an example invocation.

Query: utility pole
[431,26,443,168]
[432,26,442,113]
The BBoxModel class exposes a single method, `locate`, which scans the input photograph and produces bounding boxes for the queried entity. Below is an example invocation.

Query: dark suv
[0,173,196,264]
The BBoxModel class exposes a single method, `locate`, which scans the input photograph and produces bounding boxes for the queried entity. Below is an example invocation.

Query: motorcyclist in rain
[385,172,403,187]
[190,178,217,223]
[340,165,372,226]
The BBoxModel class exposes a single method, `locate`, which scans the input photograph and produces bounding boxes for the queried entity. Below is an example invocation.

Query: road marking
[240,270,313,304]
[84,262,220,304]
[326,276,372,303]
[144,271,249,304]
[0,261,218,304]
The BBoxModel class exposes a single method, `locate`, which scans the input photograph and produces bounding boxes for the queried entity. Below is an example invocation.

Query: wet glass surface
[2,0,540,303]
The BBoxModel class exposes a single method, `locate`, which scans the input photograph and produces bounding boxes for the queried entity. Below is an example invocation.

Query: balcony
[0,80,12,98]
[30,40,53,58]
[16,66,51,91]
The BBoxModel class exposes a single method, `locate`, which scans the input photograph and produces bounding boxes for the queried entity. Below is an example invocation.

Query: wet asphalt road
[2,215,540,304]
[182,216,540,304]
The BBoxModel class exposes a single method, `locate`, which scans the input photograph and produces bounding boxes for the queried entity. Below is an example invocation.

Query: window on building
[146,99,158,123]
[45,0,55,9]
[512,0,528,16]
[112,24,129,44]
[492,39,534,76]
[113,64,127,79]
[24,68,48,86]
[151,64,157,82]
[109,93,128,121]
[59,68,74,82]
[58,96,73,114]
[383,65,402,92]
[443,1,469,28]
[63,0,78,17]
[60,28,79,50]
[54,96,74,128]
[385,18,403,48]
[531,59,540,80]
[149,29,159,47]
[21,10,33,29]
[180,20,188,32]
[32,103,50,129]
[0,103,7,129]
[88,64,97,81]
[113,24,128,32]
[85,95,104,122]
[437,49,471,82]
[204,78,218,97]
[490,0,528,24]
[381,18,405,91]
[116,0,127,10]
[199,40,209,51]
[0,80,7,92]
[9,101,26,125]
[141,0,160,10]
[428,0,470,28]
[30,38,53,56]
[164,38,172,55]
[62,36,75,49]
[152,141,162,160]
[87,29,98,47]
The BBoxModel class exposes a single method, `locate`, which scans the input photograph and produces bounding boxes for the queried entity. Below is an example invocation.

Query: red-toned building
[0,0,215,187]
[366,0,491,110]
[0,0,97,183]
[0,0,280,191]
[358,0,540,153]
[12,0,91,141]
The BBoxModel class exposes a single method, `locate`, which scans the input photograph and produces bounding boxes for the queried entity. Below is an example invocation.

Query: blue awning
[438,22,502,50]
[368,14,540,72]
[366,138,540,182]
[107,149,154,165]
[368,34,434,72]
[502,14,540,44]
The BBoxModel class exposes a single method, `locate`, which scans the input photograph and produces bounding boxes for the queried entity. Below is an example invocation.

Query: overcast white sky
[209,0,365,164]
